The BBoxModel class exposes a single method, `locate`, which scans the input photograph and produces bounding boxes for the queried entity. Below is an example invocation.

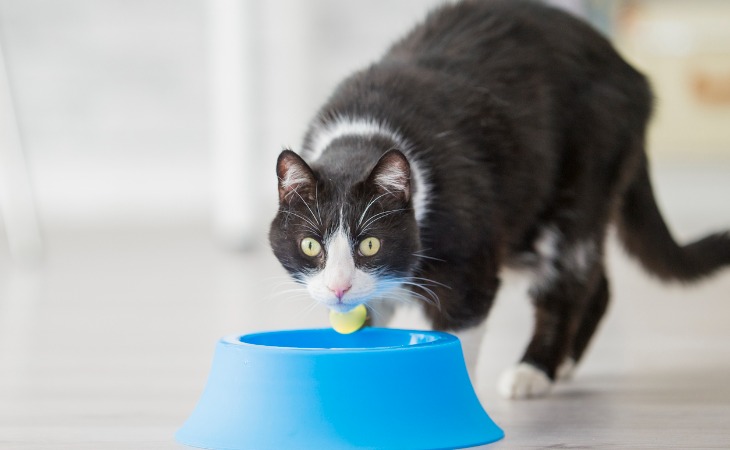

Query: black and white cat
[268,0,730,399]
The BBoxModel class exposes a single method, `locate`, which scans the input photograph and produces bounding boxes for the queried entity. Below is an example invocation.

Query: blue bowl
[176,328,504,449]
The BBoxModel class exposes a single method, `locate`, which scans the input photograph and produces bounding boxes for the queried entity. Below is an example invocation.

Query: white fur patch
[531,226,561,292]
[535,226,560,261]
[306,115,431,225]
[498,363,552,399]
[280,163,311,190]
[530,227,597,293]
[303,226,378,312]
[308,116,393,161]
[409,162,430,226]
[323,228,355,291]
[373,163,409,194]
[566,240,596,276]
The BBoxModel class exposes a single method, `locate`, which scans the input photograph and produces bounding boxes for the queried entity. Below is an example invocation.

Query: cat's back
[385,0,642,88]
[387,0,603,57]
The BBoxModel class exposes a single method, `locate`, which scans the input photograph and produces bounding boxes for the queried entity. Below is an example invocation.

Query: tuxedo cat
[269,0,730,399]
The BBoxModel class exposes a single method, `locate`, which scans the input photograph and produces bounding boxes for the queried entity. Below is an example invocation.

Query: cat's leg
[499,230,601,399]
[558,269,609,381]
[419,258,500,383]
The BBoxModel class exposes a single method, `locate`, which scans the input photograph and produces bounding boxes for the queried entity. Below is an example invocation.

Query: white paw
[556,357,576,382]
[498,363,552,399]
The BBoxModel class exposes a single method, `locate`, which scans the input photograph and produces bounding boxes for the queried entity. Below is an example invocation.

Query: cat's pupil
[368,241,372,250]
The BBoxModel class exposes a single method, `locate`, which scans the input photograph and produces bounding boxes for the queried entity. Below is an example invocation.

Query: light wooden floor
[1,161,729,449]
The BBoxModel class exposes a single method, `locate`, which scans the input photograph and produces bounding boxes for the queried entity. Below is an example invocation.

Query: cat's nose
[329,285,352,300]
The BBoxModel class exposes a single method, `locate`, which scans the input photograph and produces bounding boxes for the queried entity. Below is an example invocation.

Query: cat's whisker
[385,287,413,302]
[267,282,305,293]
[281,209,317,227]
[411,251,446,263]
[364,207,407,224]
[357,193,389,227]
[281,210,320,232]
[263,276,311,300]
[265,286,303,301]
[315,184,324,226]
[372,278,436,308]
[365,304,384,321]
[281,210,319,234]
[300,300,323,317]
[411,283,442,302]
[405,276,453,290]
[303,226,320,236]
[385,287,424,307]
[263,282,298,295]
[394,280,442,309]
[291,187,321,226]
[402,288,439,308]
[269,287,310,298]
[361,208,408,233]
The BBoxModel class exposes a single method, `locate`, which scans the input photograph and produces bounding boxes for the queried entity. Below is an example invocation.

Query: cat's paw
[556,357,576,382]
[497,363,552,399]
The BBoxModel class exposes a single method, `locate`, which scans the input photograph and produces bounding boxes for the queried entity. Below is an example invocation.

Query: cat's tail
[616,162,730,282]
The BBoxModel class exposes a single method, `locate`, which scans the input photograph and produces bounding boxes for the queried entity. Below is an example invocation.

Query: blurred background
[0,0,727,251]
[0,1,728,448]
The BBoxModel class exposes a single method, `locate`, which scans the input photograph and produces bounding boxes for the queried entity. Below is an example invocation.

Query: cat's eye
[359,237,381,257]
[300,237,322,257]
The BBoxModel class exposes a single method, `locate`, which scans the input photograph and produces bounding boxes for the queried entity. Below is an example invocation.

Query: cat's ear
[367,149,411,203]
[276,150,316,204]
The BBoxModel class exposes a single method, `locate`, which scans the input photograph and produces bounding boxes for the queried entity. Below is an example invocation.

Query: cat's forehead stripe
[306,115,431,226]
[308,116,404,161]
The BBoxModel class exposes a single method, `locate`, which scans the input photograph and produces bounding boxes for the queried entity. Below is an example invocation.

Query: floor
[1,161,729,449]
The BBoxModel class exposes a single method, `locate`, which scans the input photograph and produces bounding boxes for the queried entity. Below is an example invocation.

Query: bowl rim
[221,327,458,354]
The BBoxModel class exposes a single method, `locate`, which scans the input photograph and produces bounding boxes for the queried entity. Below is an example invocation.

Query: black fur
[269,0,730,381]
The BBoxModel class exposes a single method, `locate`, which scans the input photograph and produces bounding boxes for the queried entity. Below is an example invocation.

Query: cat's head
[269,149,420,312]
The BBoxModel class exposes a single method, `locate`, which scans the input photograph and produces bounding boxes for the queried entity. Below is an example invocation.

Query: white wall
[1,0,726,243]
[0,0,443,239]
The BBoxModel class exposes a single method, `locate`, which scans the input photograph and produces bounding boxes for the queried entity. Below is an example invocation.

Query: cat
[268,0,730,399]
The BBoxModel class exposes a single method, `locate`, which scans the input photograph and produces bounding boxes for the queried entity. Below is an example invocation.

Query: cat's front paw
[497,363,552,399]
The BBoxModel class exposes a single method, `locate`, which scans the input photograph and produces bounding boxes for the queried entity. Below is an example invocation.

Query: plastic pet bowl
[176,328,504,449]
